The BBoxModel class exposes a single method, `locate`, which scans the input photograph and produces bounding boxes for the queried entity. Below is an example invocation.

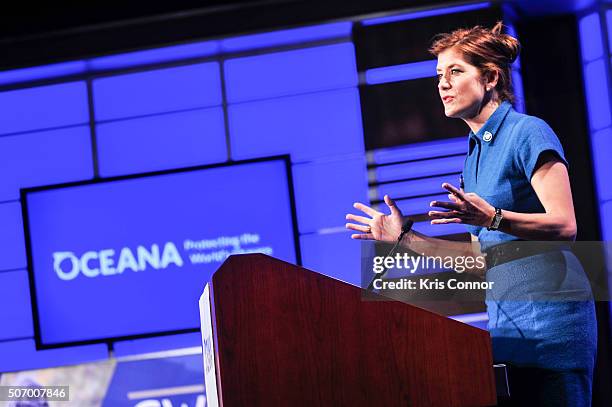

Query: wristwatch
[487,207,503,231]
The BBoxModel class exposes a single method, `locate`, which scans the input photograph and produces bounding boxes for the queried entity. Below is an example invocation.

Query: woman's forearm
[496,210,577,241]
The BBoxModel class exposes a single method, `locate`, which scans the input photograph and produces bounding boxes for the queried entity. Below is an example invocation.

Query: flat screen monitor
[22,156,299,349]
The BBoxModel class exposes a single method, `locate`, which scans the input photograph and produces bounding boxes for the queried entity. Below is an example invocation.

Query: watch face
[488,209,502,230]
[493,213,503,229]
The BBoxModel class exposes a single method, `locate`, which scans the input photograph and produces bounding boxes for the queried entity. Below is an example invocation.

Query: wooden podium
[199,254,496,406]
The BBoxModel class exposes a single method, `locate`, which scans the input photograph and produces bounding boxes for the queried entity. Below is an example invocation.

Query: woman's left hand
[428,183,496,227]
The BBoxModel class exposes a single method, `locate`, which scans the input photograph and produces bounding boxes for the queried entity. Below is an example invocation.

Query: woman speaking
[346,22,597,406]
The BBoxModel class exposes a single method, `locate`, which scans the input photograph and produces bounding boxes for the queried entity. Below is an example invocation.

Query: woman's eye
[451,69,461,75]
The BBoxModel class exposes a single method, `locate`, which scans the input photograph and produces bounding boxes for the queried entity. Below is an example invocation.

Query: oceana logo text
[52,242,184,281]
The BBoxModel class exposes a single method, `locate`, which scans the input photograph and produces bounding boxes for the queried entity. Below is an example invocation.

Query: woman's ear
[484,69,499,91]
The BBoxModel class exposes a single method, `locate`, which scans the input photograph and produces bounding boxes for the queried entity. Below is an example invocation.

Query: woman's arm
[429,152,577,241]
[495,153,577,240]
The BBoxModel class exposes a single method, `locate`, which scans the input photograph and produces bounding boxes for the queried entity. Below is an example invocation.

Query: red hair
[429,21,521,103]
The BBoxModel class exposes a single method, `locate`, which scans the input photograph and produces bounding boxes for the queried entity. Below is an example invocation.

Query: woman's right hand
[345,195,404,242]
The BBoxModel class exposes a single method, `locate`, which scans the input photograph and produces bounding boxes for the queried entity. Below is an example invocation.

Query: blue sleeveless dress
[462,102,597,406]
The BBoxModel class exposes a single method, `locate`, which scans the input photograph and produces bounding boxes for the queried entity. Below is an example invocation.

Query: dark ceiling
[0,0,594,70]
[0,0,455,41]
[0,0,457,70]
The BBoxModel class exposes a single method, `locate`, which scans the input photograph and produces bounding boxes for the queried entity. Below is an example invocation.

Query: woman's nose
[438,76,451,89]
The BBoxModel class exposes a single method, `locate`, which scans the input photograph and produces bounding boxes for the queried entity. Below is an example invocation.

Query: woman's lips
[442,96,454,103]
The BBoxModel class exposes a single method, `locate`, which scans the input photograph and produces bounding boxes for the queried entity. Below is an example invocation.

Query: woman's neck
[463,98,501,134]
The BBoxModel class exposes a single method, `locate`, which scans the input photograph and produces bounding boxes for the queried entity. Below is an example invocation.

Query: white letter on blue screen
[161,242,184,268]
[99,249,116,276]
[80,251,100,277]
[117,247,139,273]
[53,251,80,281]
[137,245,160,270]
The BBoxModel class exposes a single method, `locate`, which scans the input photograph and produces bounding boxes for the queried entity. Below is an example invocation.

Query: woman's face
[436,47,488,120]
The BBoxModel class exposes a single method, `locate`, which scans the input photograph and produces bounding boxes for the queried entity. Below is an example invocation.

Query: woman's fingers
[384,194,401,216]
[430,200,462,211]
[442,183,465,200]
[430,218,462,224]
[353,202,380,217]
[351,233,374,240]
[428,210,461,219]
[345,222,371,232]
[345,213,371,224]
